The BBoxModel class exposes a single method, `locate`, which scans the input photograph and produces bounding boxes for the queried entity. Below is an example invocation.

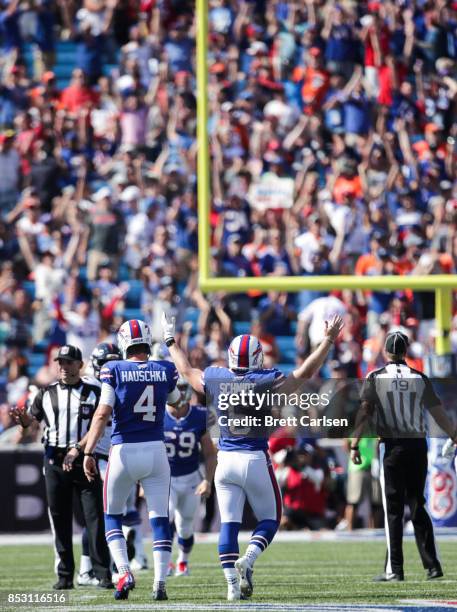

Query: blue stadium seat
[28,353,46,368]
[56,41,77,53]
[33,340,49,354]
[233,321,251,335]
[122,308,143,321]
[276,363,294,374]
[22,281,35,300]
[118,264,131,282]
[28,364,41,379]
[276,336,296,363]
[124,281,143,308]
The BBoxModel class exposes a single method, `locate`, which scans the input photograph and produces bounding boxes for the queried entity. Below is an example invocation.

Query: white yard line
[3,528,457,546]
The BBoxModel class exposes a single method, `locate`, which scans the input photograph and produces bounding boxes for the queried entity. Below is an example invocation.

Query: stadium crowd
[0,0,456,529]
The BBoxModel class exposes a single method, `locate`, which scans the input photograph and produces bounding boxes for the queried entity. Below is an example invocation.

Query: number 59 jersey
[164,405,207,477]
[100,359,179,445]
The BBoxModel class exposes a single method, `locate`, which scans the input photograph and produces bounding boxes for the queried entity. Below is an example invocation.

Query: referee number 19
[134,387,157,422]
[392,379,409,391]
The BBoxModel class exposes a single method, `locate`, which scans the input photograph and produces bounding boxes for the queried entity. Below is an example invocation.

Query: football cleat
[97,577,114,589]
[166,562,175,577]
[235,557,253,598]
[114,571,135,600]
[175,561,189,576]
[427,565,444,580]
[227,581,244,601]
[373,572,404,582]
[152,582,168,600]
[442,438,456,459]
[53,578,74,590]
[77,571,99,586]
[130,556,148,571]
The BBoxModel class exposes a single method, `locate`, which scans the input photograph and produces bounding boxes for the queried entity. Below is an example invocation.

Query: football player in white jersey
[83,319,180,601]
[164,378,217,576]
[162,313,343,600]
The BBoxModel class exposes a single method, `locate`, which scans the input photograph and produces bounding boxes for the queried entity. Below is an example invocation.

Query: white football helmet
[228,334,264,371]
[177,376,192,405]
[117,319,153,358]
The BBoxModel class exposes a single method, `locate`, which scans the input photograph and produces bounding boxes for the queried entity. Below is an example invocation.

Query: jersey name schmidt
[120,369,167,383]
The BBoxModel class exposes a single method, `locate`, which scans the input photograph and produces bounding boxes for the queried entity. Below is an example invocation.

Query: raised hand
[324,315,344,343]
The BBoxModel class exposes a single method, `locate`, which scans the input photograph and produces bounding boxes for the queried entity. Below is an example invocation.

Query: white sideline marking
[43,605,409,612]
[3,528,457,546]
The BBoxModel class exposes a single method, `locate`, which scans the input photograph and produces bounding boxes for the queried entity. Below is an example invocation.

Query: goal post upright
[195,0,455,358]
[196,0,211,283]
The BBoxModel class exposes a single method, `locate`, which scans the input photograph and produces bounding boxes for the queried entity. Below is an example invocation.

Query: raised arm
[162,313,204,394]
[278,315,344,394]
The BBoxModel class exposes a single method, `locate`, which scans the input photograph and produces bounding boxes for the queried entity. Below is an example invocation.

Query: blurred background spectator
[0,0,456,530]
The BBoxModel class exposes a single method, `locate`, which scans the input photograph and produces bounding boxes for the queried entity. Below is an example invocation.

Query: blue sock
[218,522,240,569]
[245,519,279,566]
[122,510,141,527]
[150,517,172,552]
[104,513,124,544]
[177,535,194,562]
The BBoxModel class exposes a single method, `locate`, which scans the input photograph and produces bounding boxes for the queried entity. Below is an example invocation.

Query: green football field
[0,540,457,611]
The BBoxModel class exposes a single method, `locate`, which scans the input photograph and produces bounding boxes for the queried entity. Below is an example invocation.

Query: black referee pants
[380,439,440,575]
[44,454,111,581]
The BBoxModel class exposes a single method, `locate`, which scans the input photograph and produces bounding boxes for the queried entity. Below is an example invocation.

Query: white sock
[132,526,145,561]
[153,550,171,582]
[79,555,92,574]
[223,567,238,584]
[245,544,261,567]
[108,538,130,574]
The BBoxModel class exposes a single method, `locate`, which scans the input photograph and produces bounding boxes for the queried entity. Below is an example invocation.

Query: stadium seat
[124,281,143,308]
[122,308,143,321]
[233,321,251,335]
[275,363,294,374]
[33,340,49,354]
[22,281,35,300]
[28,353,46,368]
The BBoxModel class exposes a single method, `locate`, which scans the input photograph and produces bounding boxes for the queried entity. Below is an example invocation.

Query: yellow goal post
[195,0,455,356]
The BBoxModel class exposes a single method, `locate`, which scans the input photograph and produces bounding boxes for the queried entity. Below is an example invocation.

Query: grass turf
[0,540,455,609]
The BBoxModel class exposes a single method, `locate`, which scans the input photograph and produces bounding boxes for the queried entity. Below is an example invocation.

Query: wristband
[165,337,175,347]
[350,445,359,451]
[69,443,81,453]
[84,452,95,458]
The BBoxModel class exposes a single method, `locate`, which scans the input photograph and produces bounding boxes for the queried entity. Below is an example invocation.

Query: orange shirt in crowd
[59,85,99,114]
[333,175,363,204]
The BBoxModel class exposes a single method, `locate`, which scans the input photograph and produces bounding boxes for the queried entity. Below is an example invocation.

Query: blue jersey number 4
[133,387,157,422]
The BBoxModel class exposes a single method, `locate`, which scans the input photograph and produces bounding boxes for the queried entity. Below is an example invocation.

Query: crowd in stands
[0,0,456,528]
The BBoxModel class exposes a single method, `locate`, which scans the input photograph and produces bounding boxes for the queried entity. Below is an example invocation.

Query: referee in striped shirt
[11,345,112,590]
[351,331,457,582]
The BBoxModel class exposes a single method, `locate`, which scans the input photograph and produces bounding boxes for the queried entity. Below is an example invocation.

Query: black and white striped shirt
[361,361,440,438]
[30,376,101,448]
